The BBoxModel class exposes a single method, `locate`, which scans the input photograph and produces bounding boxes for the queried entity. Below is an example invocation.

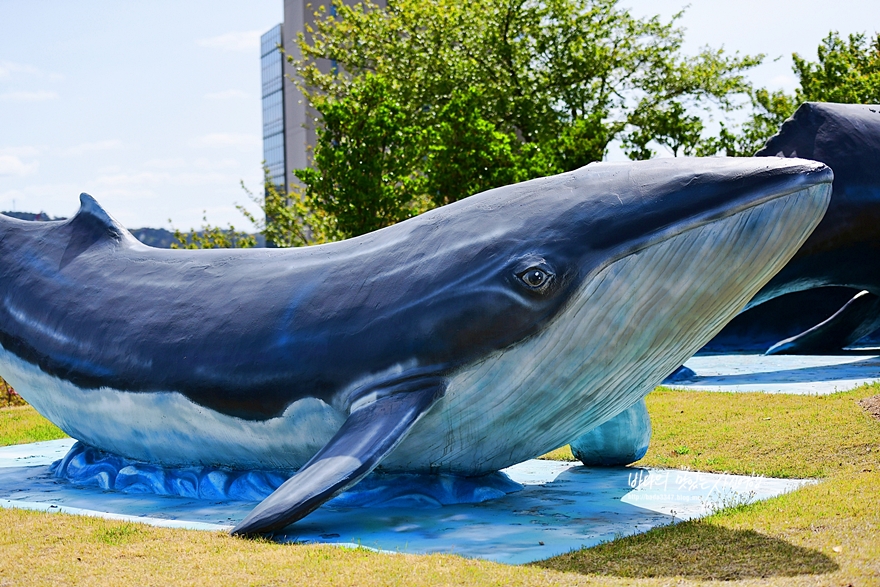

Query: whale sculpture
[0,158,831,535]
[713,102,880,354]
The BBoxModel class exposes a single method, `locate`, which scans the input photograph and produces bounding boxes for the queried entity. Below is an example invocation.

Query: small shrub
[0,376,26,408]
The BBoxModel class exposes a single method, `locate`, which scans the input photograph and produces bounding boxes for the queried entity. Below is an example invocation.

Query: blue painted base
[666,353,880,394]
[0,439,811,565]
[51,442,522,508]
[663,364,697,383]
[569,398,651,466]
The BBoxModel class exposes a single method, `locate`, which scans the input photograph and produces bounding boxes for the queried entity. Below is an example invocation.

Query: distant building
[260,1,321,194]
[260,24,288,190]
[260,1,386,193]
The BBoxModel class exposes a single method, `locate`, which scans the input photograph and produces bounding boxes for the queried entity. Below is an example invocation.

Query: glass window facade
[261,24,286,190]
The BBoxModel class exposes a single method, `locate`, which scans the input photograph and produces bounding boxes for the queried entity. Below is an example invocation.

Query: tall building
[261,1,385,193]
[259,1,323,193]
[260,24,287,190]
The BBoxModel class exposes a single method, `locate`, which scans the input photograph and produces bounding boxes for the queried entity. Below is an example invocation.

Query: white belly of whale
[1,185,827,473]
[0,349,345,470]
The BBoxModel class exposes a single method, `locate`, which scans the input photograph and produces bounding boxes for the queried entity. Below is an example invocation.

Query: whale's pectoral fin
[766,290,880,355]
[231,384,444,536]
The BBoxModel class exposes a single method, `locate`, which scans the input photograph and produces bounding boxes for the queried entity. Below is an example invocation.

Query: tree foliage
[238,172,319,246]
[794,31,880,104]
[698,89,797,157]
[286,0,763,239]
[706,31,880,157]
[293,75,432,239]
[170,213,256,249]
[187,9,880,250]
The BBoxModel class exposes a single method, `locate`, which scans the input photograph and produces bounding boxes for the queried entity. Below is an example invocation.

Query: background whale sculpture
[712,102,880,354]
[0,158,831,535]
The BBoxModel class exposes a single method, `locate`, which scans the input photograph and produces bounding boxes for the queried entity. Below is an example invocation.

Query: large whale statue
[0,158,831,535]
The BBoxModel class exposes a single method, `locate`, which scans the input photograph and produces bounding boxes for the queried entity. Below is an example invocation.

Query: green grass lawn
[0,405,67,446]
[0,385,877,586]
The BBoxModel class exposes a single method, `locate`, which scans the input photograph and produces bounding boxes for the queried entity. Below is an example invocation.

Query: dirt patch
[858,395,880,421]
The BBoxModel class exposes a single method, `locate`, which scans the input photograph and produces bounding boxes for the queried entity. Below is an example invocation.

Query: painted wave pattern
[51,441,522,507]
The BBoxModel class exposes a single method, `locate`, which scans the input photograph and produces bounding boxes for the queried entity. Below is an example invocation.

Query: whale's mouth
[388,181,832,473]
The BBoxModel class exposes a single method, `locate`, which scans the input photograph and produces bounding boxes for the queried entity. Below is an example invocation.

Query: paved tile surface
[667,354,880,394]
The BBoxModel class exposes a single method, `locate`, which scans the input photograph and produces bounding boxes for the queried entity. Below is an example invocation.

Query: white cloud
[0,90,59,102]
[89,186,157,200]
[205,89,250,100]
[143,158,188,169]
[142,157,241,171]
[96,165,122,174]
[95,172,171,187]
[95,170,238,188]
[64,139,124,157]
[173,172,240,186]
[190,133,260,150]
[193,157,240,170]
[769,74,799,92]
[0,60,40,79]
[0,146,43,158]
[196,30,262,52]
[0,183,83,218]
[0,155,39,177]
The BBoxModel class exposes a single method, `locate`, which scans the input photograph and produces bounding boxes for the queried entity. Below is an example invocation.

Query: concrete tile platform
[667,354,880,395]
[0,439,809,564]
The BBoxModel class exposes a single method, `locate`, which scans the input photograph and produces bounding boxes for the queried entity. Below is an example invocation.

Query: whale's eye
[519,267,550,289]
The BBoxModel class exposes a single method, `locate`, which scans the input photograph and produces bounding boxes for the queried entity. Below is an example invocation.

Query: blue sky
[0,0,875,230]
[0,0,280,229]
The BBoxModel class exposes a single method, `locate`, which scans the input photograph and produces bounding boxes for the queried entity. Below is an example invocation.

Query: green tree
[293,74,431,239]
[424,86,556,207]
[287,0,762,239]
[794,31,880,104]
[705,31,879,156]
[170,213,256,249]
[238,170,322,247]
[699,89,797,157]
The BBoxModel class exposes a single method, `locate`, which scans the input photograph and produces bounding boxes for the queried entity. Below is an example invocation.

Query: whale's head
[360,157,833,471]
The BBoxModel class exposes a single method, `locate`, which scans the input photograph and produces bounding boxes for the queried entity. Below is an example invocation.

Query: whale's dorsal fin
[71,193,129,242]
[60,193,137,267]
[231,382,445,535]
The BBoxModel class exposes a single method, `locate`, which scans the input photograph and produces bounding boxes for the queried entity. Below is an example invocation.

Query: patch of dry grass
[636,386,880,478]
[537,468,880,583]
[0,507,594,587]
[536,384,880,584]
